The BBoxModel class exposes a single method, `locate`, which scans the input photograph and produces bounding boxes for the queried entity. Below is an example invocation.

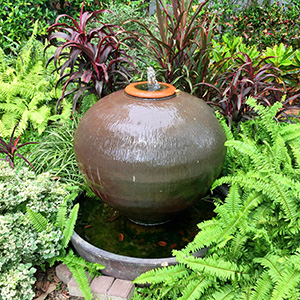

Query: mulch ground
[33,265,83,300]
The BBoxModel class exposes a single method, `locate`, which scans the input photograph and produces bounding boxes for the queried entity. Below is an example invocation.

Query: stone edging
[55,264,135,300]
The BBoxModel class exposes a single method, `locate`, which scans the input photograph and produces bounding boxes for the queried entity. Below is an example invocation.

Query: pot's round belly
[74,90,226,225]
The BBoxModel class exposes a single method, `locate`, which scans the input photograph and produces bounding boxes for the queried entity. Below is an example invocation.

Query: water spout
[147,67,161,91]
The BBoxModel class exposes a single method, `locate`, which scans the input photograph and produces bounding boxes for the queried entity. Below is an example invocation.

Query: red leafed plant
[197,53,299,127]
[45,1,137,112]
[0,124,37,170]
[129,0,215,92]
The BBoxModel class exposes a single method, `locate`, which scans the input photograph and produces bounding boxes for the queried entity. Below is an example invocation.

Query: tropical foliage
[0,22,70,138]
[1,1,300,299]
[0,124,37,170]
[130,0,217,93]
[45,2,137,112]
[30,117,84,186]
[133,98,300,299]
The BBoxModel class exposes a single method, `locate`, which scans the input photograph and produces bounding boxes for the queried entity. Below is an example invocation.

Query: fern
[67,264,93,300]
[250,271,273,300]
[56,199,68,231]
[26,207,50,233]
[27,198,105,300]
[61,203,79,249]
[175,252,246,281]
[210,285,236,300]
[133,264,190,285]
[177,277,212,300]
[0,23,70,137]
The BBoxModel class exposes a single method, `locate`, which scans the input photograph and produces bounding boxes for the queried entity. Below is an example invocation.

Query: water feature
[72,68,226,280]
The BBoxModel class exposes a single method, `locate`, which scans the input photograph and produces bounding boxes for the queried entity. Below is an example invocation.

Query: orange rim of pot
[125,81,176,99]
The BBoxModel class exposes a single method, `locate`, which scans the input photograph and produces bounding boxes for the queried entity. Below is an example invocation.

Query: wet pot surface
[74,89,226,224]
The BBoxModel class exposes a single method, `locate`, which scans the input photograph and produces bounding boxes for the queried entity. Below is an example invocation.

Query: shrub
[198,53,286,127]
[0,0,57,54]
[0,160,103,300]
[45,2,137,112]
[0,162,70,299]
[130,0,216,93]
[225,1,300,50]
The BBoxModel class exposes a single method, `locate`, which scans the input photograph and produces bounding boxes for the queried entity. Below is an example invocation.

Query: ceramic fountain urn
[74,77,226,225]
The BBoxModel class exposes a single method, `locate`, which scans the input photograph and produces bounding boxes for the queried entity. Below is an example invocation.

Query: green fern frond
[225,140,271,172]
[0,120,9,137]
[175,252,246,281]
[134,264,190,285]
[184,220,223,253]
[279,123,300,144]
[0,101,26,116]
[56,199,68,231]
[26,207,50,233]
[231,232,249,259]
[250,271,273,300]
[217,191,263,242]
[271,269,300,300]
[178,277,212,300]
[254,254,285,282]
[68,265,93,300]
[60,250,105,273]
[210,285,236,300]
[289,141,300,171]
[29,105,51,134]
[222,183,242,215]
[16,109,29,136]
[57,250,104,300]
[61,203,79,249]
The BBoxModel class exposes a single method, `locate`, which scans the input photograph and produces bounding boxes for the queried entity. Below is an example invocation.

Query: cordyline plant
[0,124,37,170]
[197,52,300,127]
[45,1,137,112]
[129,0,215,93]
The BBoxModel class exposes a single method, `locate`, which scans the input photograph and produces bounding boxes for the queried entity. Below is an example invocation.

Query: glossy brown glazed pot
[74,82,226,225]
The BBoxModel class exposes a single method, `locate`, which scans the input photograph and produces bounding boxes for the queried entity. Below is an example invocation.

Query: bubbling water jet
[147,67,161,91]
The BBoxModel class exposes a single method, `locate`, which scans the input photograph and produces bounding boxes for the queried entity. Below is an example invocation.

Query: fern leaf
[255,254,284,282]
[68,265,93,300]
[280,123,300,143]
[231,232,249,259]
[250,271,273,300]
[59,250,105,272]
[0,120,10,137]
[184,220,223,253]
[210,285,235,300]
[61,203,79,248]
[29,105,51,134]
[271,269,300,300]
[26,207,50,233]
[175,252,246,281]
[223,183,242,215]
[217,191,263,242]
[16,109,29,136]
[178,277,212,300]
[56,199,68,231]
[134,264,189,285]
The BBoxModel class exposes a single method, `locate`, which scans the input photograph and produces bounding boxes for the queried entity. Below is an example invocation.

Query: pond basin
[72,193,216,280]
